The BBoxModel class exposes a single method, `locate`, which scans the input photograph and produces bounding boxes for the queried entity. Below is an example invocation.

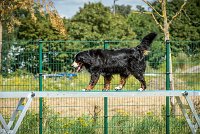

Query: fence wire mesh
[0,40,200,134]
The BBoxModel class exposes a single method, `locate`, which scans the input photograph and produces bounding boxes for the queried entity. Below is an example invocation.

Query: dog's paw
[138,88,144,91]
[82,89,91,92]
[115,85,123,91]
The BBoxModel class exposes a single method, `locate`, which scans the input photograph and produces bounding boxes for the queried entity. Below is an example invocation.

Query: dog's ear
[75,51,93,65]
[77,55,92,65]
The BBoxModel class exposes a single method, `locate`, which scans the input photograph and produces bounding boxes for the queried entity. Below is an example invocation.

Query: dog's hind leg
[132,72,146,91]
[85,73,100,91]
[115,75,128,91]
[103,75,112,91]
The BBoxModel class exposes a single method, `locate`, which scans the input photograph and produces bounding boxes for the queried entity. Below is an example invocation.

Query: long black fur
[72,32,157,91]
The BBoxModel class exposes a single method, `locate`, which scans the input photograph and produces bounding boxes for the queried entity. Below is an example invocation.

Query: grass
[7,103,194,134]
[0,70,199,91]
[0,71,153,91]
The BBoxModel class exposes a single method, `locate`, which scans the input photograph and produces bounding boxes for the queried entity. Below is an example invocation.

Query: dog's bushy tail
[138,32,157,51]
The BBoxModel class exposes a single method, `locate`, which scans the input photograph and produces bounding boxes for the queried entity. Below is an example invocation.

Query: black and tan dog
[72,33,157,91]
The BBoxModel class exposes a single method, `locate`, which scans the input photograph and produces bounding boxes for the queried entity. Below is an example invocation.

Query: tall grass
[13,104,194,134]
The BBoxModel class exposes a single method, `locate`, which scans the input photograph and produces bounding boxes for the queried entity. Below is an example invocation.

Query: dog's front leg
[85,73,100,91]
[132,73,146,91]
[138,79,146,91]
[103,75,112,91]
[115,76,127,91]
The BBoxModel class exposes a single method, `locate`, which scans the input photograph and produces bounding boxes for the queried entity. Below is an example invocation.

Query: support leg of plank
[0,92,35,134]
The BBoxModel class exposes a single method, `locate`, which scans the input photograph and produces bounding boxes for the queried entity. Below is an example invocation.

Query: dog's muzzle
[71,61,83,72]
[71,61,79,68]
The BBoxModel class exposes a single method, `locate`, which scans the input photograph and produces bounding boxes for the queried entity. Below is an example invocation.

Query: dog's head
[71,51,91,72]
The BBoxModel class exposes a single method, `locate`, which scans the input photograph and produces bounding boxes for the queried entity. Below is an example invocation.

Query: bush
[64,115,99,134]
[133,115,164,133]
[147,41,165,69]
[19,100,64,134]
[2,103,195,134]
[173,52,189,70]
[110,110,134,134]
[19,112,39,134]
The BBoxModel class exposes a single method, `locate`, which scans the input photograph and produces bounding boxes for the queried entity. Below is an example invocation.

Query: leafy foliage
[17,7,66,40]
[68,2,135,40]
[10,107,194,134]
[147,41,166,69]
[150,0,200,41]
[114,4,132,17]
[0,0,35,32]
[127,12,161,40]
[1,1,200,74]
[170,0,200,41]
[64,116,97,134]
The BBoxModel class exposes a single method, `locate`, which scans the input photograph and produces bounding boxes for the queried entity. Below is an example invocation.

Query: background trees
[1,0,199,73]
[170,0,200,41]
[127,12,160,40]
[17,8,66,40]
[2,0,200,42]
[68,2,135,41]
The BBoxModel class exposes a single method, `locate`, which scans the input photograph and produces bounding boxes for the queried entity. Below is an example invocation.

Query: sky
[52,0,148,18]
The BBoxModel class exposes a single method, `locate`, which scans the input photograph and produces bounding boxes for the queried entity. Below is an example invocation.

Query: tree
[17,7,66,40]
[68,2,135,41]
[44,1,66,36]
[169,0,200,65]
[107,14,135,40]
[0,0,35,69]
[170,0,200,41]
[127,9,164,69]
[113,4,132,17]
[127,11,160,40]
[1,0,67,76]
[142,0,187,40]
[136,5,146,12]
[141,0,188,112]
[0,0,66,70]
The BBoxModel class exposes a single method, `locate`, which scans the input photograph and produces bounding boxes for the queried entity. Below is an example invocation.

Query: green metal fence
[0,40,200,134]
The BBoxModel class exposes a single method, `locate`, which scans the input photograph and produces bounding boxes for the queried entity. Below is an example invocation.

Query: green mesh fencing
[0,40,200,134]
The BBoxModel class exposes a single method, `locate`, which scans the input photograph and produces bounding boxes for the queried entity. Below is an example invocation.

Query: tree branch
[131,11,151,14]
[183,10,191,21]
[142,0,163,18]
[132,11,164,31]
[157,0,162,3]
[151,13,164,31]
[169,1,187,26]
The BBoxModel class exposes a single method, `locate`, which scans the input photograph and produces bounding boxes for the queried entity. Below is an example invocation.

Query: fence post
[103,41,109,134]
[39,40,43,134]
[104,41,109,50]
[104,97,108,134]
[166,40,170,134]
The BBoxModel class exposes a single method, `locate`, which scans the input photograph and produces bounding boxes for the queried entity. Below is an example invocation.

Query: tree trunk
[0,21,2,70]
